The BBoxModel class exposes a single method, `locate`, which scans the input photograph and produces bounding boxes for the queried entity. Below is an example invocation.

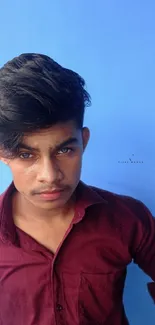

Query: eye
[19,152,33,159]
[57,147,73,155]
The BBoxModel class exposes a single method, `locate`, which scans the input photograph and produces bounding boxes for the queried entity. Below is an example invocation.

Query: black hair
[0,53,91,157]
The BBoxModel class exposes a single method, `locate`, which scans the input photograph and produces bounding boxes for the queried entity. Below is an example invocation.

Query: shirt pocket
[78,271,123,325]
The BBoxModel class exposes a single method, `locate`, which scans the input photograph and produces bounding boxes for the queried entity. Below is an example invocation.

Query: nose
[37,158,63,184]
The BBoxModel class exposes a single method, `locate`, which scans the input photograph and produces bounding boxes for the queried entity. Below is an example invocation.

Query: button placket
[56,304,63,311]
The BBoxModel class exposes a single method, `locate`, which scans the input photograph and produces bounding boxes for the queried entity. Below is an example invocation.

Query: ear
[82,127,90,151]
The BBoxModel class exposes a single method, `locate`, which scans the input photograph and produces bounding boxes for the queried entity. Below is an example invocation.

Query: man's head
[0,53,90,210]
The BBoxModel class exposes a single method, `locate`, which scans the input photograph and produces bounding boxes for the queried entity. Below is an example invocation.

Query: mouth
[39,188,64,194]
[36,188,65,201]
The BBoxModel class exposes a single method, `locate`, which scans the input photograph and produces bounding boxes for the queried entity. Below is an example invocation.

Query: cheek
[9,163,36,182]
[62,156,82,175]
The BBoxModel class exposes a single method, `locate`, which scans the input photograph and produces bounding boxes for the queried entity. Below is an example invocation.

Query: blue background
[0,1,155,323]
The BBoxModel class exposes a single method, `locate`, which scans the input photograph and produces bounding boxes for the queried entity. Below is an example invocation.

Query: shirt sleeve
[118,195,155,303]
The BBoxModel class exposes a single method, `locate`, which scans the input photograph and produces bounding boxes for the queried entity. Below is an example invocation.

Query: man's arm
[118,195,155,302]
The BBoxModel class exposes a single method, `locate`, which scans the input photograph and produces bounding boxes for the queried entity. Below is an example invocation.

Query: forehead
[20,122,81,149]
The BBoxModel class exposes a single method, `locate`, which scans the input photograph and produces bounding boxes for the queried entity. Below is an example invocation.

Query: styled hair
[0,53,91,157]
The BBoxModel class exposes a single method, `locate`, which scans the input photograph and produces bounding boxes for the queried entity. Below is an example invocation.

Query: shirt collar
[73,181,108,223]
[0,181,108,244]
[0,182,17,244]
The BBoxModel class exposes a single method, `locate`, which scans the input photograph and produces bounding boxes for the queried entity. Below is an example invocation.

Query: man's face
[1,121,90,210]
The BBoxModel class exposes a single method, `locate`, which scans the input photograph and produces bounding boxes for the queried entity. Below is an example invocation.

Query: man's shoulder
[87,183,152,223]
[88,183,139,205]
[86,184,155,254]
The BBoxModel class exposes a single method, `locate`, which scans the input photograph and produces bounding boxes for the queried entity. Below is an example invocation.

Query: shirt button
[56,304,63,311]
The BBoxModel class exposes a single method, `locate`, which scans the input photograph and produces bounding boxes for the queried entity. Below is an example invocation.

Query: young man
[0,53,154,325]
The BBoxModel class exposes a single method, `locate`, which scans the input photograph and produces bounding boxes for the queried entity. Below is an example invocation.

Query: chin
[35,198,69,210]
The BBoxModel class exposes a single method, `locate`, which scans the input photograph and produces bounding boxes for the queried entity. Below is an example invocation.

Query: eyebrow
[18,137,79,152]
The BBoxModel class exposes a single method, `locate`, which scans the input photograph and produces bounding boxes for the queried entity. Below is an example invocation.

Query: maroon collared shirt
[0,181,154,325]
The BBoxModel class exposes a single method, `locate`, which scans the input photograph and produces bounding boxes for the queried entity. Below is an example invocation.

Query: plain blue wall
[0,1,155,323]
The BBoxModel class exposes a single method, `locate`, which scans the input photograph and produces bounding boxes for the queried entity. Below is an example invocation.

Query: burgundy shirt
[0,181,155,325]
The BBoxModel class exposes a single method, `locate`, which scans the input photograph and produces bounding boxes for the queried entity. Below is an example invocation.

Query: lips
[39,188,64,194]
[35,188,66,201]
